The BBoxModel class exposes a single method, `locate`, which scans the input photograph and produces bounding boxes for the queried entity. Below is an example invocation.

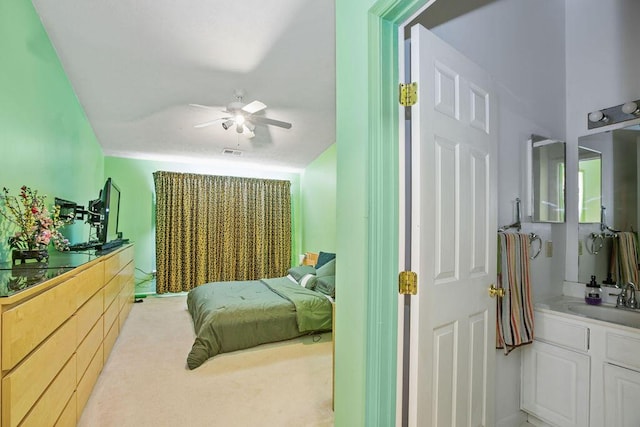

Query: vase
[11,249,49,265]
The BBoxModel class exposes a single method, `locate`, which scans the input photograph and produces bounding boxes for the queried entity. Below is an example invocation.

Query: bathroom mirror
[577,125,640,284]
[530,135,566,223]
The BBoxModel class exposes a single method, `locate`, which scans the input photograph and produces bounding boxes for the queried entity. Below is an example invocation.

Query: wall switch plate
[546,241,553,257]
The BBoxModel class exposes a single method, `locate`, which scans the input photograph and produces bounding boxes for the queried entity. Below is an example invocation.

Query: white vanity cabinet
[521,312,590,427]
[603,364,640,426]
[522,305,640,427]
[601,328,640,427]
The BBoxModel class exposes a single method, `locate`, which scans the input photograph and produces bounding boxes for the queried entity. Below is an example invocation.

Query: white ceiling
[32,0,336,171]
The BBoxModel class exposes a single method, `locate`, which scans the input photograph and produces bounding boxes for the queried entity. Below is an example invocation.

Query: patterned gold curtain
[153,171,291,294]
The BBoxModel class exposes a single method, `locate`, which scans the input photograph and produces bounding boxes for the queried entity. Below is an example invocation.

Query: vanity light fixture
[587,98,640,130]
[588,110,608,124]
[621,101,640,116]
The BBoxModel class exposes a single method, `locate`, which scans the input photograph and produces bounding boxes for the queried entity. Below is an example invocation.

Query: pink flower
[1,186,70,251]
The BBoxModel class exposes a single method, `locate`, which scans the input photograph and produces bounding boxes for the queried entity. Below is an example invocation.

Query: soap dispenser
[585,275,603,305]
[602,272,616,287]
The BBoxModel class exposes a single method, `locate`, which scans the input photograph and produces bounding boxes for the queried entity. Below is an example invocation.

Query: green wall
[335,2,370,425]
[0,0,104,258]
[104,157,302,280]
[300,144,337,253]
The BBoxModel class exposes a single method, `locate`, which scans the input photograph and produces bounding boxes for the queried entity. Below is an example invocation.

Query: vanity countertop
[536,295,640,331]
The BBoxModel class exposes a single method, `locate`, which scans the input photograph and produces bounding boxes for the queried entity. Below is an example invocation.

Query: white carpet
[78,295,334,427]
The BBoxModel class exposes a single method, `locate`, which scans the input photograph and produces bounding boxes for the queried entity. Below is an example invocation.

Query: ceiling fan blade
[250,116,292,129]
[194,117,227,128]
[189,103,220,111]
[242,100,267,114]
[242,125,256,139]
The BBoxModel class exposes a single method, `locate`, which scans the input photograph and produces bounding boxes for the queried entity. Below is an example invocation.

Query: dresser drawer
[104,245,134,284]
[19,355,76,427]
[118,262,135,310]
[76,343,104,418]
[104,297,119,335]
[606,331,640,371]
[119,280,135,329]
[75,262,105,309]
[2,277,77,370]
[1,317,77,427]
[54,391,77,427]
[76,289,104,344]
[104,316,119,362]
[103,271,121,310]
[77,316,103,381]
[535,311,589,352]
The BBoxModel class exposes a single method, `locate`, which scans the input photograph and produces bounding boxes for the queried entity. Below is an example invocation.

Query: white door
[405,24,498,426]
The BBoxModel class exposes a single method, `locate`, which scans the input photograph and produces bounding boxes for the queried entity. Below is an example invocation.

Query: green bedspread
[186,276,332,369]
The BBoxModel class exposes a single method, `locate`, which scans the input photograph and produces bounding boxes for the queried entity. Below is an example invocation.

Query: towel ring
[529,233,542,260]
[588,232,604,255]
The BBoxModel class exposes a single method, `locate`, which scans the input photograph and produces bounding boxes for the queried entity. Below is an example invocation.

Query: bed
[186,252,336,369]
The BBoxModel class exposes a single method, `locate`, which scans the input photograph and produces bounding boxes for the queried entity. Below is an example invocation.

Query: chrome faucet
[616,282,638,309]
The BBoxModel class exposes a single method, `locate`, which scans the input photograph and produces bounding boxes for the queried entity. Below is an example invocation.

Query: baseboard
[496,411,527,427]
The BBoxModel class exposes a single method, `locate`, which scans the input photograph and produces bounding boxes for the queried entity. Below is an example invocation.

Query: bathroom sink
[567,303,640,329]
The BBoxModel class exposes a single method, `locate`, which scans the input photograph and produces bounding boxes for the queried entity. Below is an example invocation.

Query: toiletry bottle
[602,272,615,287]
[585,275,603,305]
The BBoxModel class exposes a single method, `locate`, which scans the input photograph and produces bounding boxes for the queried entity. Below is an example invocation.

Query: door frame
[365,1,432,425]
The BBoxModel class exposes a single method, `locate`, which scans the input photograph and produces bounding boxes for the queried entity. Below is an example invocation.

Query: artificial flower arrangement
[1,186,70,254]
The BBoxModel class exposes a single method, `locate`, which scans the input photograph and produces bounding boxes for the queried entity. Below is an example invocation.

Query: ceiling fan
[190,89,292,138]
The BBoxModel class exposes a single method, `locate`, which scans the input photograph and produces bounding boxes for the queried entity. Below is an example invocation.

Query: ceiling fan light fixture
[192,90,291,136]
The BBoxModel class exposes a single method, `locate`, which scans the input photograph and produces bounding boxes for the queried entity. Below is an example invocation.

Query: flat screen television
[92,178,121,245]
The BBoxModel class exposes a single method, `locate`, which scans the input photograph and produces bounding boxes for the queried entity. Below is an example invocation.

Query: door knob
[489,284,505,298]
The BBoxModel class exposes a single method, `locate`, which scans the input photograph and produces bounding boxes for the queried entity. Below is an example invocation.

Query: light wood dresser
[0,244,135,427]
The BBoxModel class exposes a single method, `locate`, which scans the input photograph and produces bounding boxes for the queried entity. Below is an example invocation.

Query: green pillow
[315,258,335,277]
[315,275,335,298]
[287,265,316,281]
[298,273,318,290]
[314,251,336,269]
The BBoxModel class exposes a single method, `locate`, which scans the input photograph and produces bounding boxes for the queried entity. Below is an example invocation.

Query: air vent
[222,148,243,156]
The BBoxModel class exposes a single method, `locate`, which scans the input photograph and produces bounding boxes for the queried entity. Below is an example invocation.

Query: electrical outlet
[546,241,553,257]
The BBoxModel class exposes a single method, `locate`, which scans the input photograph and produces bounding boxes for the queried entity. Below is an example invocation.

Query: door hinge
[399,82,417,107]
[399,271,417,295]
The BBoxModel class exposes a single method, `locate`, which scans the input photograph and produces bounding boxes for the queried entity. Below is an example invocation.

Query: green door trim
[365,1,429,425]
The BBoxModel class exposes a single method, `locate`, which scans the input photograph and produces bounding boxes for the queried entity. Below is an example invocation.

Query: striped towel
[496,233,535,355]
[610,232,639,285]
